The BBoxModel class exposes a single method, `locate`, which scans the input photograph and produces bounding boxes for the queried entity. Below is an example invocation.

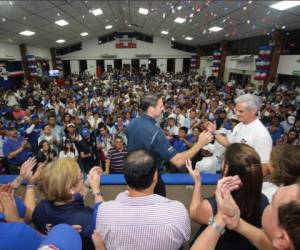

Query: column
[219,40,228,80]
[264,30,284,88]
[19,43,30,80]
[50,48,57,69]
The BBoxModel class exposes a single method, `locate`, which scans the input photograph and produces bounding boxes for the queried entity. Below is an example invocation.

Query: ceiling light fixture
[270,1,300,10]
[139,7,149,15]
[174,17,186,23]
[80,32,89,36]
[91,8,103,16]
[281,25,286,29]
[177,5,182,10]
[55,19,69,26]
[209,26,223,32]
[161,30,169,35]
[105,25,112,29]
[185,36,194,40]
[19,30,35,36]
[56,39,66,43]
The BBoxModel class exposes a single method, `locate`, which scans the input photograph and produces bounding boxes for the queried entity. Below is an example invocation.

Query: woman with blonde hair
[32,157,102,250]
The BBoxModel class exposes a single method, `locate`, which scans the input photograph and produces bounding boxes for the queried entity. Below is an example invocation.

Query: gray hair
[235,94,261,112]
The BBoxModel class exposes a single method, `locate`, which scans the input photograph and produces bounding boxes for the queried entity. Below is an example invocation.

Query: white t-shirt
[59,150,78,159]
[228,119,272,163]
[262,181,278,203]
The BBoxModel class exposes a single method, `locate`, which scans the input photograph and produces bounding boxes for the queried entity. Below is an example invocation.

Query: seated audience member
[188,143,268,250]
[171,126,190,153]
[3,125,32,174]
[38,124,59,153]
[96,123,113,167]
[195,120,238,173]
[190,180,300,250]
[276,128,299,146]
[95,150,191,250]
[166,116,179,137]
[78,128,98,173]
[268,119,284,145]
[59,138,79,160]
[262,144,300,202]
[24,114,44,155]
[12,105,26,121]
[105,136,127,174]
[32,158,102,250]
[36,140,57,166]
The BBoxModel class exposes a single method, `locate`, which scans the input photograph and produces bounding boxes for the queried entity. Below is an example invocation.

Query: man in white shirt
[205,93,272,173]
[174,107,186,128]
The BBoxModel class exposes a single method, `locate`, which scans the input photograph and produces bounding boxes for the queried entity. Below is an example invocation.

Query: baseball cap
[81,128,90,137]
[38,224,82,250]
[67,123,75,128]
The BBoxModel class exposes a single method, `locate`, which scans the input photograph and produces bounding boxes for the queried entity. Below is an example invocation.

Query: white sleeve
[26,124,35,134]
[253,135,272,164]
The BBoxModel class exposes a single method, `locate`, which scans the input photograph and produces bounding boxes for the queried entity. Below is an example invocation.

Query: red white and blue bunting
[254,45,272,81]
[212,50,221,75]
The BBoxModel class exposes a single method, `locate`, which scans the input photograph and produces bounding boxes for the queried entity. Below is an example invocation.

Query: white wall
[139,59,149,69]
[70,60,79,74]
[199,56,213,77]
[223,55,260,85]
[157,59,167,73]
[277,55,300,75]
[122,59,131,71]
[61,37,193,60]
[27,46,51,60]
[175,58,183,73]
[87,60,96,75]
[104,60,114,72]
[0,43,21,60]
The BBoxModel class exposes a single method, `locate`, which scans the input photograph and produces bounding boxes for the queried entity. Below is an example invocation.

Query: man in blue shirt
[126,93,213,196]
[3,125,32,174]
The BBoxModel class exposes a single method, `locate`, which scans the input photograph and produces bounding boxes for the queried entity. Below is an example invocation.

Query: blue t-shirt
[126,114,177,170]
[3,137,32,166]
[171,138,188,153]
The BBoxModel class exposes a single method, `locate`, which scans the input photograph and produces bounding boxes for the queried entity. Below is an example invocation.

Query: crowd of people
[0,69,300,250]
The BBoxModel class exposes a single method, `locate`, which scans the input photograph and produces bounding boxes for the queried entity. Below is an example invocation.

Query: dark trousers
[154,174,166,197]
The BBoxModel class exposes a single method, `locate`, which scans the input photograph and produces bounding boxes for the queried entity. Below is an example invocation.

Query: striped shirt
[95,191,190,250]
[106,147,127,173]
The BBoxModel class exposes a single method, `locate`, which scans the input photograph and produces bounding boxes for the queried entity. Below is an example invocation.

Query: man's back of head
[124,150,157,191]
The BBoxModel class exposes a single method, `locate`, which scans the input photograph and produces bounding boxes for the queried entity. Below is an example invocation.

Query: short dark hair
[140,93,162,112]
[123,150,157,191]
[179,127,188,134]
[278,201,300,250]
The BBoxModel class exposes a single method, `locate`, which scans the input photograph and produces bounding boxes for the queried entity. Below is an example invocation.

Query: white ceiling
[0,0,300,48]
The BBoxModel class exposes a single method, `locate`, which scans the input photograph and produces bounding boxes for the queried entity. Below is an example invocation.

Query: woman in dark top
[36,140,57,165]
[32,157,102,250]
[188,143,269,250]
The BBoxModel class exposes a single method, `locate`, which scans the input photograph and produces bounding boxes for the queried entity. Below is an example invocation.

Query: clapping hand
[215,176,242,230]
[87,166,103,192]
[0,191,22,222]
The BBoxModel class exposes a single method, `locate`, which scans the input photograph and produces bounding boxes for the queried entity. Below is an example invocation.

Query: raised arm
[170,131,213,167]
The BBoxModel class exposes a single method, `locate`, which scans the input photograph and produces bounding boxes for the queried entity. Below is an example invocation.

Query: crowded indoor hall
[0,0,300,250]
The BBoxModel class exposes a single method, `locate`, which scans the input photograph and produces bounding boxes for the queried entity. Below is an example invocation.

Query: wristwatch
[208,216,226,235]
